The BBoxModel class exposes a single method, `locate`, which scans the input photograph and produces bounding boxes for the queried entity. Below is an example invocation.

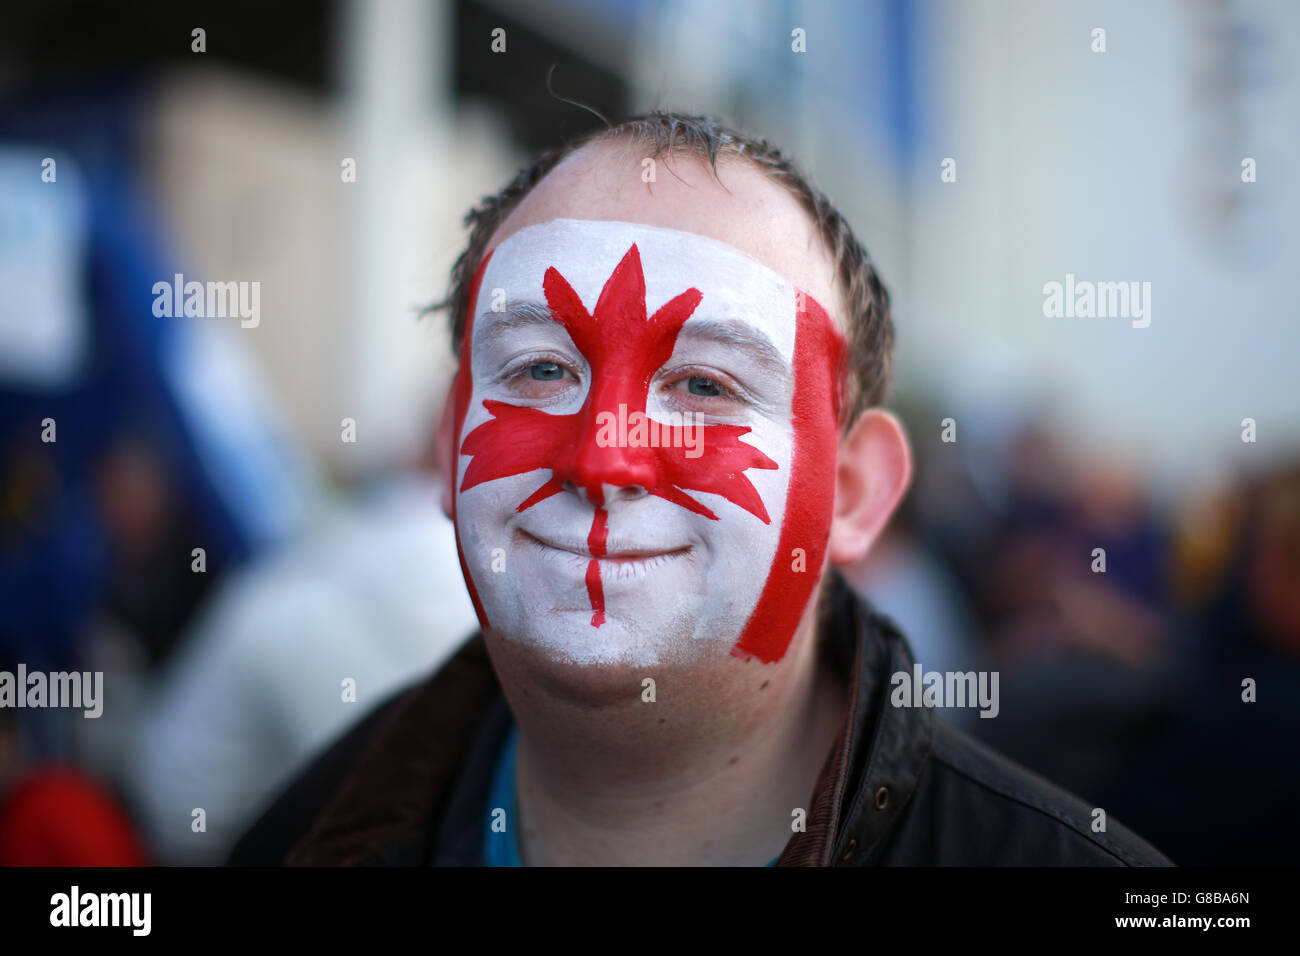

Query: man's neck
[505,616,848,866]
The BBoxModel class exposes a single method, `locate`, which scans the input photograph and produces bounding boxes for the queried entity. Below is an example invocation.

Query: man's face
[449,147,845,671]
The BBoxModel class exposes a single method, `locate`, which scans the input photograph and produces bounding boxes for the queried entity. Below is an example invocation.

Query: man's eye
[528,361,566,381]
[504,358,577,399]
[661,372,745,412]
[686,375,724,397]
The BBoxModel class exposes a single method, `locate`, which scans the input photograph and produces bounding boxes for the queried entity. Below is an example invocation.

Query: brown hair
[435,111,895,425]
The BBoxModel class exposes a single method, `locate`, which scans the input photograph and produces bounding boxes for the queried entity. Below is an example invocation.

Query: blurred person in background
[1104,465,1300,865]
[0,116,313,777]
[932,419,1185,814]
[124,425,478,865]
[2,107,325,865]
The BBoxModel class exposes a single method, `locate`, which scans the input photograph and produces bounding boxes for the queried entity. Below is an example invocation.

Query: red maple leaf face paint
[452,220,844,667]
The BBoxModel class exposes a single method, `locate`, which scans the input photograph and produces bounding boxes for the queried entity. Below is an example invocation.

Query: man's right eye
[502,358,578,400]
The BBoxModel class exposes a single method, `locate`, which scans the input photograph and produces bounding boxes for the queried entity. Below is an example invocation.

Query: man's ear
[435,388,458,519]
[827,409,913,566]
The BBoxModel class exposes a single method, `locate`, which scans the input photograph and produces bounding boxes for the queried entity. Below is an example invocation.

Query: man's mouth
[516,528,691,567]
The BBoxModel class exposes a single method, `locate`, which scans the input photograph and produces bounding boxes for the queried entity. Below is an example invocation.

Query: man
[232,113,1171,866]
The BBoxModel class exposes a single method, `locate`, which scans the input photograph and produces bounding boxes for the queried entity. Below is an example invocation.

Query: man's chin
[481,606,735,705]
[506,606,709,667]
[486,632,732,714]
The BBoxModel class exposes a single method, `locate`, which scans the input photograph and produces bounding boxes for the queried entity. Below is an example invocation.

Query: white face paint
[454,219,801,667]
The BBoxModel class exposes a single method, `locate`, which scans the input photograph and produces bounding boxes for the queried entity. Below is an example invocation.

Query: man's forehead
[483,145,843,324]
[473,218,800,360]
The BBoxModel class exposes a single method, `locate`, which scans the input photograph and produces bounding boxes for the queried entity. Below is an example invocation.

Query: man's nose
[557,411,661,507]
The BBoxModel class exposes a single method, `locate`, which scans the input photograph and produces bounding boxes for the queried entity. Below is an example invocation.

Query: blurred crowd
[849,405,1300,866]
[0,80,481,864]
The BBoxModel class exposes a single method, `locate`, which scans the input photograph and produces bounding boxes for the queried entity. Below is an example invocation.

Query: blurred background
[1,0,1297,866]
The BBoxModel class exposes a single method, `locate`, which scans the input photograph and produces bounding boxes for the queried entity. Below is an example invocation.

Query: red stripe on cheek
[731,292,846,664]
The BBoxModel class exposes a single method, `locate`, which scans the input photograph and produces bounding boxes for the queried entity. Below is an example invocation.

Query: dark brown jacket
[230,573,1173,866]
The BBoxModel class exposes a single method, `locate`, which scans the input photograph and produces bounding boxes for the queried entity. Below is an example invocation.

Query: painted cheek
[730,291,845,664]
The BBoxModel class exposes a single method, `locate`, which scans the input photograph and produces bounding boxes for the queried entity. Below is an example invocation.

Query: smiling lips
[519,528,689,564]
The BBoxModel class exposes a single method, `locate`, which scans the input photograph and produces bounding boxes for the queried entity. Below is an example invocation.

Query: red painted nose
[555,406,662,506]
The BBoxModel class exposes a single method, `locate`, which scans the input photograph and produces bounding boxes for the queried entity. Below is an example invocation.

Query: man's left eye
[662,371,744,411]
[686,375,724,397]
[528,361,566,381]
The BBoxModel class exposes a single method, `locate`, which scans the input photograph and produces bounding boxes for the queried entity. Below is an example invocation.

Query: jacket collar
[287,572,933,866]
[799,573,935,866]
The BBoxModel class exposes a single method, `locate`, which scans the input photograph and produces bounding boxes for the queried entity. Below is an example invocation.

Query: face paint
[451,219,844,667]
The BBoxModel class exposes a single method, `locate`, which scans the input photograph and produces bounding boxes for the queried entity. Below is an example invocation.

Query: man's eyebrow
[474,300,557,348]
[675,318,790,379]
